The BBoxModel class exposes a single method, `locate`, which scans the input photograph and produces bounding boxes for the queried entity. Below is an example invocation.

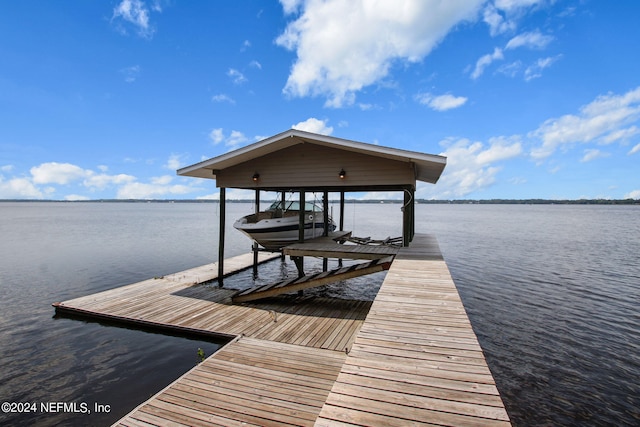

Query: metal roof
[177,129,446,187]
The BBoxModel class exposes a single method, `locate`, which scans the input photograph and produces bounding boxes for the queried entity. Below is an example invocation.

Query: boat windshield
[267,200,321,212]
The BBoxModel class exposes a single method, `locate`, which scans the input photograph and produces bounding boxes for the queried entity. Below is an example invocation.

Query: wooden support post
[298,190,305,243]
[280,191,286,261]
[402,187,414,247]
[339,191,345,267]
[323,191,329,272]
[253,189,260,278]
[293,256,305,278]
[218,187,226,287]
[412,187,416,241]
[296,190,306,283]
[323,191,329,237]
[339,191,345,231]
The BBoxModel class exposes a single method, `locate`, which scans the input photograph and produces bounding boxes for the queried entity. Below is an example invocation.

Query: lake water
[0,202,638,426]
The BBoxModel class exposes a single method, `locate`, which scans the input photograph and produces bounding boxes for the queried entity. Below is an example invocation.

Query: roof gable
[177,129,446,188]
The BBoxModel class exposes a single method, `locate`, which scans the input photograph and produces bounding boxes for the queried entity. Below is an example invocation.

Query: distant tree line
[415,199,640,205]
[2,198,639,204]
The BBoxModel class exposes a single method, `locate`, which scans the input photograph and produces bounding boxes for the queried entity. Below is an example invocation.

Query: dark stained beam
[218,187,226,286]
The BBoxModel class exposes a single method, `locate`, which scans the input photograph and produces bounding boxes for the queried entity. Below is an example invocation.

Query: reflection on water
[1,202,639,426]
[419,204,640,426]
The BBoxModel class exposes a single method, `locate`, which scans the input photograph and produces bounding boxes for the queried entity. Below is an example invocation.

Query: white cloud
[358,103,377,111]
[530,86,640,160]
[524,55,560,81]
[209,128,224,145]
[483,0,545,36]
[65,194,90,201]
[116,182,193,199]
[483,4,516,36]
[291,118,334,135]
[1,165,14,173]
[209,128,250,150]
[420,136,522,198]
[83,173,136,190]
[0,177,44,199]
[151,175,173,185]
[276,0,483,107]
[471,48,504,79]
[603,126,639,145]
[415,92,467,111]
[624,190,640,199]
[494,0,544,12]
[227,131,249,149]
[506,30,553,50]
[249,60,262,69]
[112,0,156,38]
[212,94,235,104]
[120,65,141,83]
[227,68,247,85]
[629,143,640,155]
[580,149,610,163]
[30,162,89,185]
[165,153,186,170]
[280,0,303,15]
[478,136,524,163]
[19,162,138,197]
[497,60,522,77]
[1,160,195,200]
[226,189,259,200]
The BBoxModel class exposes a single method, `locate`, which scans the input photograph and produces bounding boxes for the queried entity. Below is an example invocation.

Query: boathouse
[54,129,513,425]
[177,129,447,282]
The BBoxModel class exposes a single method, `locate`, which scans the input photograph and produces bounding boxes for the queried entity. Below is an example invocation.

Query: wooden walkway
[315,235,511,426]
[54,235,510,426]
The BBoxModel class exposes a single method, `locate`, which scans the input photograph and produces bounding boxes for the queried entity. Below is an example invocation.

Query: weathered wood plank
[232,257,393,303]
[116,337,345,427]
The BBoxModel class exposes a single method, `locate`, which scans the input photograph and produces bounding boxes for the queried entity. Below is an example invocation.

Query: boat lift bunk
[232,255,395,303]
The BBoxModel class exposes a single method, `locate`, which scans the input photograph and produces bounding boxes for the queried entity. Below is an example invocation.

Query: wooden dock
[53,234,510,426]
[54,252,371,351]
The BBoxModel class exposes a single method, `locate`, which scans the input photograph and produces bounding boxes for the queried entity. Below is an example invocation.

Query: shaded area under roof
[177,129,446,192]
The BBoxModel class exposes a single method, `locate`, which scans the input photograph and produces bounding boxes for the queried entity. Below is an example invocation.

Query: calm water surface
[0,202,638,426]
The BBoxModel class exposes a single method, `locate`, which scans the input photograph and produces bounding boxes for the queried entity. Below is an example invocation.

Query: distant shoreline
[2,198,638,205]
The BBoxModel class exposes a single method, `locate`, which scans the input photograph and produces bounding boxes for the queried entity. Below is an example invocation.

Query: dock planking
[116,336,347,427]
[315,234,511,426]
[53,252,371,351]
[53,234,510,426]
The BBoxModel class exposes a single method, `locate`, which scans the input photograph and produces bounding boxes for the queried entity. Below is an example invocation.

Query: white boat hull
[234,211,335,251]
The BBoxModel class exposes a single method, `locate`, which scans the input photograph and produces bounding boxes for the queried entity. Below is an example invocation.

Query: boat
[233,199,336,250]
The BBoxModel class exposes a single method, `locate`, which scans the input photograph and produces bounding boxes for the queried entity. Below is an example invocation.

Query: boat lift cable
[401,188,413,212]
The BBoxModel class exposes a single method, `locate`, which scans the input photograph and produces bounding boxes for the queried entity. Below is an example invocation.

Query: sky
[1,0,639,201]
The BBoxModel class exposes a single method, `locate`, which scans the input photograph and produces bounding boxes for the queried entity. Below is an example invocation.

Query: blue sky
[1,0,639,200]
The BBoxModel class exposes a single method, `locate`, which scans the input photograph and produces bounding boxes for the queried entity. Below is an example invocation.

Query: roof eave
[177,128,447,184]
